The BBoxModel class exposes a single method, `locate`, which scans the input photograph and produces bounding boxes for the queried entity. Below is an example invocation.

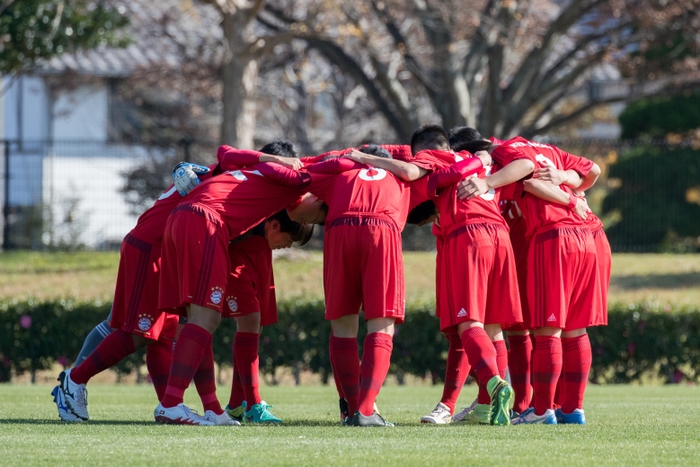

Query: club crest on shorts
[227,296,239,313]
[209,286,224,306]
[358,167,387,181]
[137,314,153,332]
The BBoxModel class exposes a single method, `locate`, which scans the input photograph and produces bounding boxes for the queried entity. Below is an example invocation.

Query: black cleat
[351,411,396,427]
[339,398,349,422]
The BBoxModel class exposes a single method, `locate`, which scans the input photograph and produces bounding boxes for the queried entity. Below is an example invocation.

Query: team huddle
[51,123,609,427]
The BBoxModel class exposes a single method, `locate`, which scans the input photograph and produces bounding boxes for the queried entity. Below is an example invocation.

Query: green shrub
[1,299,698,384]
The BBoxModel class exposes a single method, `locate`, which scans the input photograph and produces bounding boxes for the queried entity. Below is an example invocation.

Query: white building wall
[52,84,109,141]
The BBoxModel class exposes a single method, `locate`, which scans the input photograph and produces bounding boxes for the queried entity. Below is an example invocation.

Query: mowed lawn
[1,384,699,466]
[1,250,700,305]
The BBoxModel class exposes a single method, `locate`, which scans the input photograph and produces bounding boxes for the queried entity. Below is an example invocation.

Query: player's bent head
[411,124,450,155]
[448,127,492,153]
[406,200,438,226]
[359,144,392,159]
[258,140,298,158]
[286,193,328,226]
[267,209,315,247]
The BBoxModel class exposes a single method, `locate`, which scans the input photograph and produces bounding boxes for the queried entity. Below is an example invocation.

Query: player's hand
[533,166,567,185]
[173,162,210,196]
[574,197,589,220]
[474,150,492,167]
[457,175,489,200]
[268,155,303,170]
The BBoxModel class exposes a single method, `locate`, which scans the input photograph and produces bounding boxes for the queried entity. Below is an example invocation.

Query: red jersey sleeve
[426,157,484,197]
[251,163,311,189]
[380,145,413,162]
[305,157,364,174]
[557,148,594,177]
[216,146,263,170]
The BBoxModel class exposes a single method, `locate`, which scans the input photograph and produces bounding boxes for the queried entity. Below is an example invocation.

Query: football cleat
[245,401,283,424]
[351,411,395,427]
[204,410,241,426]
[57,369,89,420]
[452,398,478,423]
[339,398,350,421]
[487,375,514,426]
[512,407,558,425]
[154,403,214,426]
[51,385,83,422]
[224,403,246,423]
[463,403,491,425]
[420,402,452,424]
[555,408,586,425]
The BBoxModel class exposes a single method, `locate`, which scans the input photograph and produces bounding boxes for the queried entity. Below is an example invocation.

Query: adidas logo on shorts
[547,314,557,322]
[457,308,467,317]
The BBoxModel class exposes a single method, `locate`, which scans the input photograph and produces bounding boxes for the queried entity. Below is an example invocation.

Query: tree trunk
[220,14,258,148]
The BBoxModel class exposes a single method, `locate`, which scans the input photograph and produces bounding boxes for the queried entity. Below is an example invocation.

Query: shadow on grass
[611,272,700,290]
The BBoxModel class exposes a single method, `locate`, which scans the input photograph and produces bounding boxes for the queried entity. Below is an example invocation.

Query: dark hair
[406,200,438,225]
[410,124,450,155]
[359,144,392,159]
[448,127,492,153]
[258,140,298,158]
[268,209,314,246]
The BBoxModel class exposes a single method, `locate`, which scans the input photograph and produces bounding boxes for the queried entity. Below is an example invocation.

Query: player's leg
[73,309,114,366]
[422,329,470,424]
[557,328,590,424]
[506,330,533,415]
[329,314,361,421]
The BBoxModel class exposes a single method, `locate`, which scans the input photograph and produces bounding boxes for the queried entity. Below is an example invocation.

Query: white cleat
[512,407,558,425]
[51,385,83,422]
[420,402,453,424]
[204,410,241,426]
[57,369,89,420]
[154,403,214,426]
[452,398,478,423]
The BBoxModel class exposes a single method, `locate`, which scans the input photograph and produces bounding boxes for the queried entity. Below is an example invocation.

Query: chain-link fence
[1,138,698,252]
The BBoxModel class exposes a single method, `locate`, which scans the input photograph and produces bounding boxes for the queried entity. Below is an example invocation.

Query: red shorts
[222,235,278,326]
[158,204,230,315]
[323,217,405,324]
[505,216,531,332]
[437,223,522,331]
[527,226,603,330]
[110,233,179,340]
[592,227,611,323]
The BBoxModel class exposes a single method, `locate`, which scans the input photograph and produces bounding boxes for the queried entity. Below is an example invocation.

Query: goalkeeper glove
[173,162,211,196]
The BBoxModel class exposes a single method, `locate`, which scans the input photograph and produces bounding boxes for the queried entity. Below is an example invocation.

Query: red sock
[161,323,211,408]
[329,332,345,399]
[146,336,173,401]
[493,339,508,379]
[460,327,499,399]
[193,344,222,414]
[233,332,261,406]
[561,334,592,413]
[507,334,533,413]
[358,332,393,416]
[228,353,245,409]
[71,329,136,385]
[469,368,489,405]
[440,333,470,413]
[532,335,563,415]
[329,335,360,415]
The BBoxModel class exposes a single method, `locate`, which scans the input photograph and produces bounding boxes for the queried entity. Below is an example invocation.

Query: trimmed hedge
[1,299,699,384]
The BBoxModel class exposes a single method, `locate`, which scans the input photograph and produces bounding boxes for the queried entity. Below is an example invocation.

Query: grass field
[1,250,699,305]
[2,384,699,466]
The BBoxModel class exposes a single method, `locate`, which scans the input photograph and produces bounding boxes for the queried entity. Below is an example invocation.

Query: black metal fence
[1,138,698,252]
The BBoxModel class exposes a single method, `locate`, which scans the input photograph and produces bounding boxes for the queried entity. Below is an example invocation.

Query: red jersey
[492,137,594,237]
[424,150,506,233]
[305,158,412,231]
[178,163,310,240]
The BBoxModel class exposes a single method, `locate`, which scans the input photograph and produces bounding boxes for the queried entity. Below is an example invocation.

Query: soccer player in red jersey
[456,132,602,425]
[222,209,314,424]
[286,145,415,427]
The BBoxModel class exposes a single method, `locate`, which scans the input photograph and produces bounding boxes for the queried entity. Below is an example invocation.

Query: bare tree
[262,0,700,140]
